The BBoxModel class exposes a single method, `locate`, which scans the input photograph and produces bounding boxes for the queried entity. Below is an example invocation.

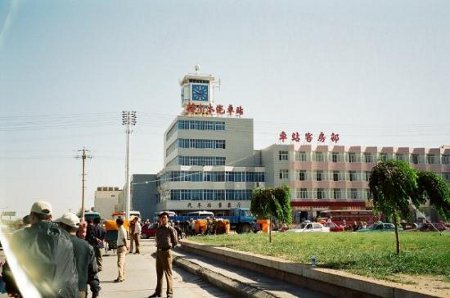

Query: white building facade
[262,144,450,221]
[155,70,265,214]
[94,186,122,219]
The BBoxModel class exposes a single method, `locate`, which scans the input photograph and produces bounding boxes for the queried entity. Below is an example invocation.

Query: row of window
[288,151,450,165]
[170,189,253,201]
[294,188,370,200]
[161,171,265,183]
[177,156,226,166]
[279,170,371,182]
[178,138,226,149]
[166,120,226,141]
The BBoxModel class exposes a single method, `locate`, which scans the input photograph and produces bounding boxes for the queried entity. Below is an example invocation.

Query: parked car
[288,221,330,233]
[141,223,158,238]
[356,222,398,232]
[324,222,345,232]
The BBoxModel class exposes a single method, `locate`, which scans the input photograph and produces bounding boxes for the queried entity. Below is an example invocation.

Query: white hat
[30,201,53,215]
[54,212,80,228]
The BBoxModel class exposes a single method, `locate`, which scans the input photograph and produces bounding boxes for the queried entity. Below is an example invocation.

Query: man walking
[148,212,178,298]
[56,212,100,298]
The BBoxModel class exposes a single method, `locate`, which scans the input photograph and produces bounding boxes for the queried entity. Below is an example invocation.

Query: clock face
[191,84,209,101]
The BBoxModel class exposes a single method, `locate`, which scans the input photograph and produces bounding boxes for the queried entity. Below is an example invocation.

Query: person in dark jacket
[56,212,101,298]
[2,201,79,297]
[148,212,178,298]
[86,217,106,271]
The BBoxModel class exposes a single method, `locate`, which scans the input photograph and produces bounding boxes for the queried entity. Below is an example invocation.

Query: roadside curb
[179,240,445,298]
[173,254,278,298]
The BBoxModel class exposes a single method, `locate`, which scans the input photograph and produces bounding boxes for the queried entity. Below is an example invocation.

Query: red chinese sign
[184,103,244,117]
[278,131,340,144]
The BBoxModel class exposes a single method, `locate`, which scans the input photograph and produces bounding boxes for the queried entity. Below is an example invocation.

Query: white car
[288,222,330,233]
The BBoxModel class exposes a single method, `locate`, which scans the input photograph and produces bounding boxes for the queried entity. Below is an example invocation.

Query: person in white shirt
[115,217,128,282]
[131,216,142,254]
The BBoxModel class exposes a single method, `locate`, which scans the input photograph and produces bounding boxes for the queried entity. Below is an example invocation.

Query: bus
[317,210,379,228]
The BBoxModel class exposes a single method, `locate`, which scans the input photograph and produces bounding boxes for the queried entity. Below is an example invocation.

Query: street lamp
[122,111,137,219]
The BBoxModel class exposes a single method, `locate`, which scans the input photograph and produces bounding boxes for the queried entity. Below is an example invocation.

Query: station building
[155,69,265,214]
[129,69,450,221]
[262,144,450,222]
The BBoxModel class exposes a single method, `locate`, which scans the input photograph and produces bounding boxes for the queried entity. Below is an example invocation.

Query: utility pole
[122,111,137,219]
[75,147,92,221]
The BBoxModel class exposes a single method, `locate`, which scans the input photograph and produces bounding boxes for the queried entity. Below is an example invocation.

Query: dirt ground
[386,274,450,297]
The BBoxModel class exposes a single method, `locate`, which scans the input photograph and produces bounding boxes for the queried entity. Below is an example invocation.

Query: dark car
[141,223,158,239]
[357,222,398,232]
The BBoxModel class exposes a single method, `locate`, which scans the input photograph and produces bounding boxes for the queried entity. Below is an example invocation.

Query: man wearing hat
[148,212,178,298]
[56,212,100,298]
[2,200,79,297]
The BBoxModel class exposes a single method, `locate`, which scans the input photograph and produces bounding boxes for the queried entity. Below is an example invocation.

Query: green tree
[369,160,417,254]
[369,160,450,254]
[416,171,450,220]
[250,185,292,242]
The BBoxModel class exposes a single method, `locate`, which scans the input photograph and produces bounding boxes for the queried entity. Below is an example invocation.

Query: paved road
[96,238,231,298]
[1,239,231,298]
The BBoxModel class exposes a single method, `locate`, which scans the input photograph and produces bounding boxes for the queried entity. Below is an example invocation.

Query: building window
[333,171,339,181]
[296,151,307,162]
[299,188,308,199]
[396,154,405,161]
[298,170,306,181]
[316,171,323,181]
[178,156,225,166]
[279,169,289,180]
[349,171,356,181]
[380,153,388,162]
[350,189,358,199]
[348,152,356,163]
[411,154,419,164]
[427,154,437,164]
[333,188,341,199]
[364,171,371,182]
[443,172,450,182]
[315,152,324,162]
[279,151,288,161]
[443,155,450,165]
[332,152,339,163]
[364,153,373,163]
[317,188,325,199]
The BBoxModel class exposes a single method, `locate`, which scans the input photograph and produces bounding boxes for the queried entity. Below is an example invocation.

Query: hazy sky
[1,0,449,218]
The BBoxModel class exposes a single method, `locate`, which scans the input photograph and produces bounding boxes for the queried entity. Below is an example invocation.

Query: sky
[1,0,449,218]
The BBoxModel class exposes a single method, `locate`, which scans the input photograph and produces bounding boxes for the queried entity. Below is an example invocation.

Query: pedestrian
[129,218,136,253]
[115,217,128,282]
[1,201,79,297]
[86,217,106,271]
[56,212,101,298]
[131,216,141,254]
[148,212,178,298]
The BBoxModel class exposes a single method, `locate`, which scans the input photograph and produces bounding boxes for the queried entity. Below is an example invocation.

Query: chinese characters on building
[184,103,244,117]
[186,202,240,208]
[279,131,340,144]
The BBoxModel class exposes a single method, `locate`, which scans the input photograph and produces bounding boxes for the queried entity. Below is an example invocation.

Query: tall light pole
[122,111,137,219]
[75,147,92,221]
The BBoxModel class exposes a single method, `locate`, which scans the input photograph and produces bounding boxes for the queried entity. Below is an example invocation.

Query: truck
[160,208,259,234]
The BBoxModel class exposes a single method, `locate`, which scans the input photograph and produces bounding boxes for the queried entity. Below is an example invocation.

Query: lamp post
[122,111,137,219]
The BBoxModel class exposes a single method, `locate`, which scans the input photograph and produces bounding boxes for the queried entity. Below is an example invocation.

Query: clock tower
[180,65,216,109]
